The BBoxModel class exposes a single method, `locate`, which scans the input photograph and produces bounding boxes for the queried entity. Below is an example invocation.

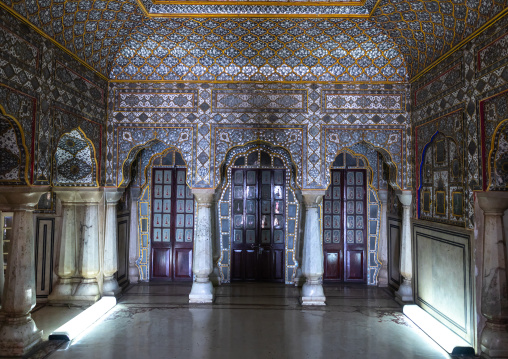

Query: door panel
[174,248,192,279]
[151,168,194,281]
[152,248,170,278]
[346,250,364,281]
[231,168,285,282]
[323,169,367,283]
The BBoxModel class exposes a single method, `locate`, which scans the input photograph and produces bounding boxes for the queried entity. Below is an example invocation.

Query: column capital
[191,188,215,205]
[378,189,388,204]
[477,191,508,215]
[396,190,412,207]
[55,188,103,204]
[0,186,50,211]
[104,188,124,204]
[301,190,326,207]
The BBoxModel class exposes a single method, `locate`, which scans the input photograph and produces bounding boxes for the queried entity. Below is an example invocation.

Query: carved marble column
[49,190,103,306]
[128,187,141,283]
[477,192,508,359]
[73,191,102,303]
[377,190,389,287]
[0,187,47,356]
[103,189,123,297]
[189,189,215,304]
[395,190,413,304]
[301,190,326,306]
[48,196,76,303]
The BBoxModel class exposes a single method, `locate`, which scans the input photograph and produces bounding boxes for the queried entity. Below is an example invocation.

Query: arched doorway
[217,143,300,284]
[323,150,373,283]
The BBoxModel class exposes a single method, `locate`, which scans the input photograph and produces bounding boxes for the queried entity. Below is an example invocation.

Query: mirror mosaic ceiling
[1,0,507,79]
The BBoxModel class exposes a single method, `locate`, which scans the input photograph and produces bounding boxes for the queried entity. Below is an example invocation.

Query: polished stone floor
[33,282,451,359]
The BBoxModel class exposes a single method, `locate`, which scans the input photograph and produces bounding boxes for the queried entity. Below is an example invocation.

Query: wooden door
[323,169,367,283]
[151,168,193,281]
[231,169,285,282]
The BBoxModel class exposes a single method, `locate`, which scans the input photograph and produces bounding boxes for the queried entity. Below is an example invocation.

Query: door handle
[250,244,259,249]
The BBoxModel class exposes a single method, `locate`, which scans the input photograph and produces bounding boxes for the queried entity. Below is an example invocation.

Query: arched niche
[418,131,464,226]
[488,119,508,191]
[115,127,194,188]
[53,128,98,187]
[0,106,29,185]
[132,144,190,281]
[323,126,405,190]
[216,142,301,284]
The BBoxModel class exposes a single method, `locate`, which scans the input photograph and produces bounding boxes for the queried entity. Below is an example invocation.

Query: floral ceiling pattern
[0,0,507,79]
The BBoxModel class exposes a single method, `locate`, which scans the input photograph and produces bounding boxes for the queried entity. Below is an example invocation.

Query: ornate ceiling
[1,0,507,80]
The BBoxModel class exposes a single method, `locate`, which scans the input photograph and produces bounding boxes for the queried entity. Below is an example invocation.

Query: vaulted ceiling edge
[0,0,506,81]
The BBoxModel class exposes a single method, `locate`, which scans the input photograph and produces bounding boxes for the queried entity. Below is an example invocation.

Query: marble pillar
[477,192,508,359]
[301,190,326,306]
[48,199,76,303]
[395,191,413,304]
[189,189,215,304]
[377,190,389,287]
[128,187,141,283]
[0,187,47,356]
[103,189,123,297]
[49,190,103,306]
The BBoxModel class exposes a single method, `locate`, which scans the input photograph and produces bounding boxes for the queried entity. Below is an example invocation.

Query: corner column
[395,190,413,304]
[477,192,508,359]
[189,189,215,303]
[377,190,389,287]
[128,187,141,283]
[0,188,47,356]
[103,189,123,297]
[301,190,326,306]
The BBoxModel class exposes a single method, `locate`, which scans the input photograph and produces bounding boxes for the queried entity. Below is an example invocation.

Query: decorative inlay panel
[114,89,198,112]
[212,89,307,113]
[414,60,463,108]
[476,27,508,77]
[322,90,404,114]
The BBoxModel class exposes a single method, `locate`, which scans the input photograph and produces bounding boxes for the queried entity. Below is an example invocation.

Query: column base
[377,266,388,287]
[73,278,100,305]
[103,276,122,297]
[395,278,413,305]
[189,281,214,304]
[480,322,508,359]
[0,315,42,357]
[300,282,326,306]
[128,265,139,284]
[47,278,76,305]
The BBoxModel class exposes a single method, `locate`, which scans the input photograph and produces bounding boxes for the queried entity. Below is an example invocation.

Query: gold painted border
[422,190,431,213]
[112,79,407,85]
[487,118,508,190]
[435,190,446,216]
[451,190,464,218]
[136,0,382,17]
[153,0,365,6]
[412,7,508,83]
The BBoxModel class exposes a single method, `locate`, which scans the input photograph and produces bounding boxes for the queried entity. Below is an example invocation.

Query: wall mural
[415,109,465,227]
[53,128,98,187]
[0,10,107,186]
[411,16,508,228]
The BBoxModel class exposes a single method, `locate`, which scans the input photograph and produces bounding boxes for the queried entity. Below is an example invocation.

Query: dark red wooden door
[231,169,285,282]
[151,168,193,281]
[323,169,367,283]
